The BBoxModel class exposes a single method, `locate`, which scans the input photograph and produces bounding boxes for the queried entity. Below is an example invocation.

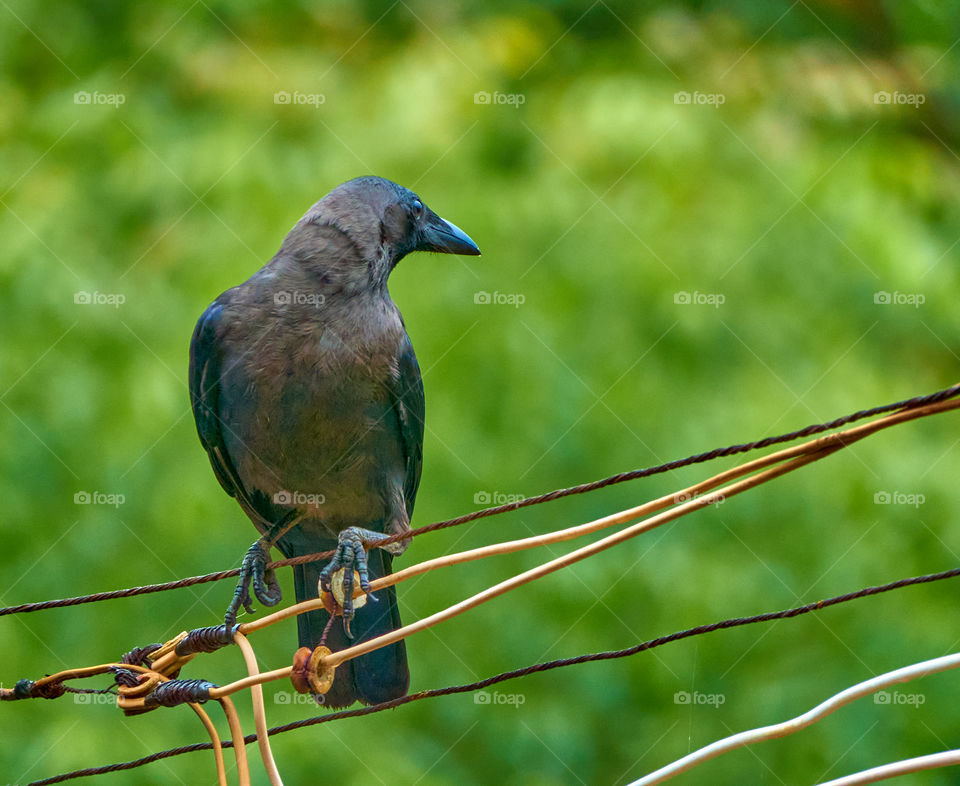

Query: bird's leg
[383,515,411,556]
[223,515,301,626]
[224,538,281,626]
[319,527,400,638]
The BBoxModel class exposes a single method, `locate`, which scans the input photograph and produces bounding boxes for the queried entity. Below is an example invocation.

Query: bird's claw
[224,539,282,627]
[319,527,388,638]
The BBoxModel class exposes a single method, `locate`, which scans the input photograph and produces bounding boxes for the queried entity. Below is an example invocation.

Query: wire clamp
[291,645,335,696]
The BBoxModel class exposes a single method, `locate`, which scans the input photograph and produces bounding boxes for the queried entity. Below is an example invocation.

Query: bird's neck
[275,220,393,299]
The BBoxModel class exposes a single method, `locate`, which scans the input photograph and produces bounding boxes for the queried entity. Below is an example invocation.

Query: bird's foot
[224,538,282,627]
[319,527,394,638]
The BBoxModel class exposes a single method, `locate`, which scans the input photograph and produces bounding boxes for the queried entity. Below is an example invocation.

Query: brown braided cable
[23,565,960,785]
[3,381,958,619]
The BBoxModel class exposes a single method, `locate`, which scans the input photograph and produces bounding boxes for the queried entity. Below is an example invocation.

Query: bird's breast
[220,306,408,530]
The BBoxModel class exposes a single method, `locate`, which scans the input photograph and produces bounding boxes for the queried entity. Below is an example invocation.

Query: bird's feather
[392,334,425,520]
[189,297,273,529]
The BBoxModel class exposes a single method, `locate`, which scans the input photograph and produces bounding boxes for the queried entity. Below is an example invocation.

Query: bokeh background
[2,1,960,784]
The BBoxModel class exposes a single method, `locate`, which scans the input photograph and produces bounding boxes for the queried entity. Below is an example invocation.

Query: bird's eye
[411,200,424,220]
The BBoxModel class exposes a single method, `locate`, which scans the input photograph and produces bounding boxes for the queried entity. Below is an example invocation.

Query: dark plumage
[189,176,480,707]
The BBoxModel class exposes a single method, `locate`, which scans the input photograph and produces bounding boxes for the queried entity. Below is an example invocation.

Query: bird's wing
[189,299,243,498]
[189,298,310,532]
[391,335,425,518]
[189,298,275,529]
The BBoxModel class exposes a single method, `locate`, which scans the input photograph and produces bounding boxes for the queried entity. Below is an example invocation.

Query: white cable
[817,749,960,785]
[629,652,960,786]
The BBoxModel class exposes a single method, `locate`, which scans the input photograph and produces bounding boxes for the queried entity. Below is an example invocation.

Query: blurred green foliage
[2,1,960,783]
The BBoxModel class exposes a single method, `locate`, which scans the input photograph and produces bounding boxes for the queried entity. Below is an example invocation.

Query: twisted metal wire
[25,565,960,785]
[4,382,958,618]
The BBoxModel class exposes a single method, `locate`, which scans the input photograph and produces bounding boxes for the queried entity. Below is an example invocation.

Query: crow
[189,176,480,707]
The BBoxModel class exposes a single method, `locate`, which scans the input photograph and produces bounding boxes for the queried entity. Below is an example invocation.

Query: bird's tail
[290,547,409,709]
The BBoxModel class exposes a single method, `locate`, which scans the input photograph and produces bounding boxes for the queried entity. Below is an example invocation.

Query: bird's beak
[419,211,481,256]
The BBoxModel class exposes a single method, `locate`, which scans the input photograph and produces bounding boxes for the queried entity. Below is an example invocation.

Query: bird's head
[288,176,480,292]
